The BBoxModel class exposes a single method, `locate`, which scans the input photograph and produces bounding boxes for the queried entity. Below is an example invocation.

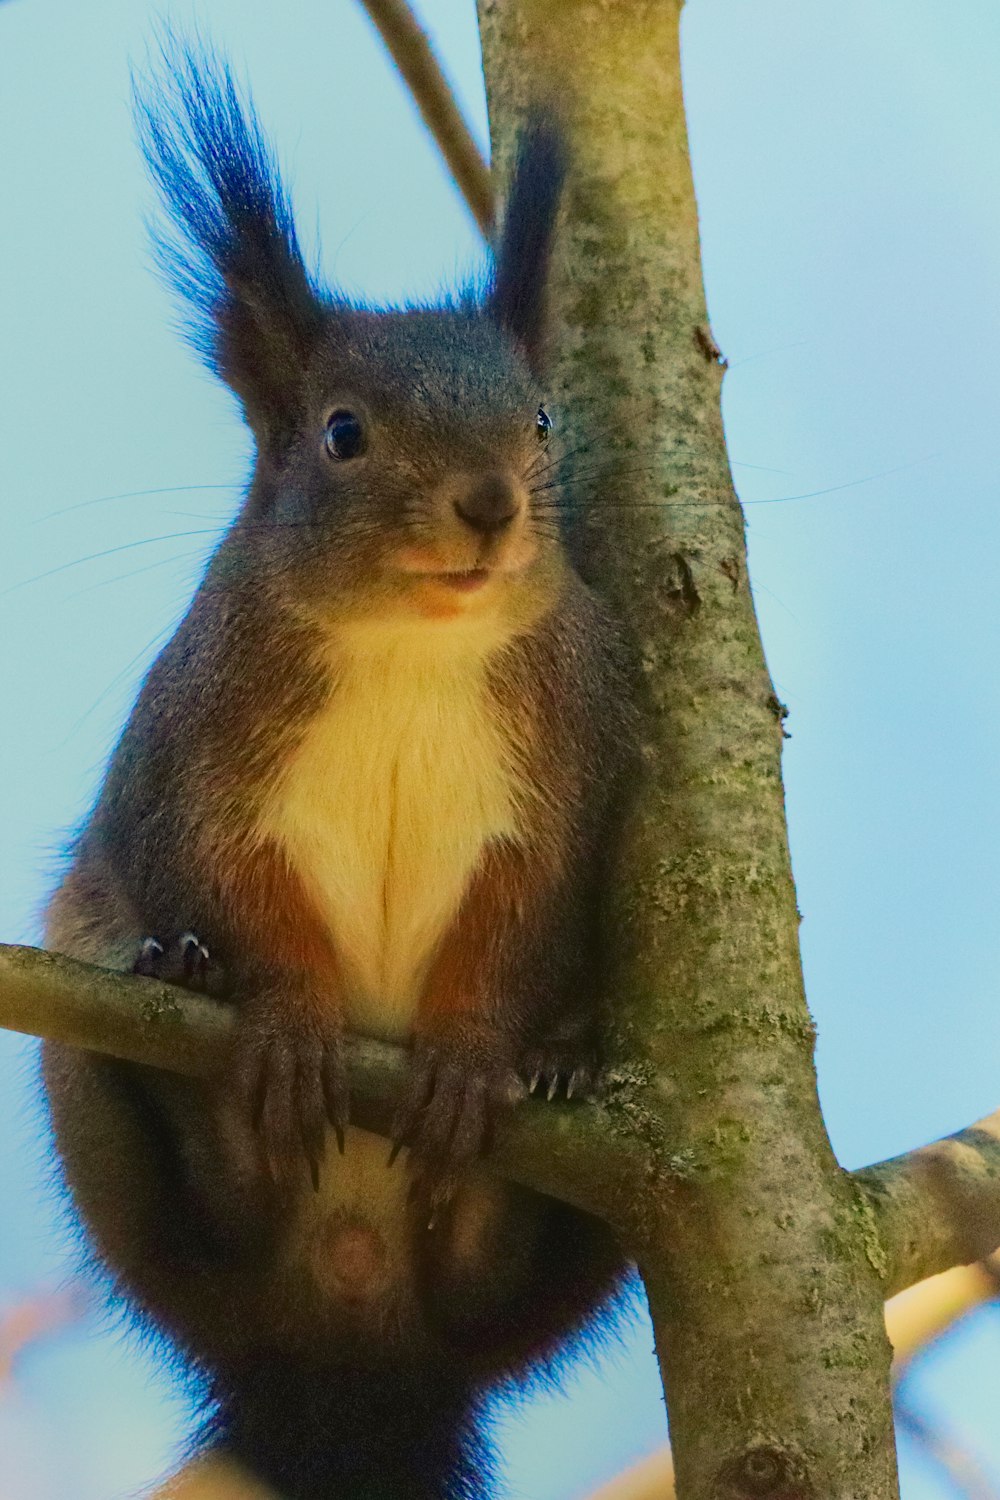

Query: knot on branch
[662,552,700,619]
[718,1441,812,1500]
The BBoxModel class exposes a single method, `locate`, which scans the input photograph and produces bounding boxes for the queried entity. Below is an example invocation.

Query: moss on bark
[476,3,899,1495]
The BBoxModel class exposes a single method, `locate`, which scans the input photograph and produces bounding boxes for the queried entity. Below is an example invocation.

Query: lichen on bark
[476,2,900,1495]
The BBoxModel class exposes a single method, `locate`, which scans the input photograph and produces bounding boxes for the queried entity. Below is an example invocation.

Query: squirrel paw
[390,1032,525,1171]
[133,932,221,994]
[231,995,349,1191]
[520,1044,600,1103]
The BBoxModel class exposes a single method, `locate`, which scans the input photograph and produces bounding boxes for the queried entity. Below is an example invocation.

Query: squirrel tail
[203,1355,494,1500]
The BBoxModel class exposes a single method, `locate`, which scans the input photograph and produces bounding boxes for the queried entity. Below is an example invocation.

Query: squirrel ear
[488,113,568,377]
[134,41,323,439]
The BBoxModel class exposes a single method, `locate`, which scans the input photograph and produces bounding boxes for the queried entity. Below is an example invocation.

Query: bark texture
[856,1113,1000,1296]
[476,3,899,1496]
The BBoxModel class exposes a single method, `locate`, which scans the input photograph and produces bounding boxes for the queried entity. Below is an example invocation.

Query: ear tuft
[488,112,568,377]
[133,37,324,434]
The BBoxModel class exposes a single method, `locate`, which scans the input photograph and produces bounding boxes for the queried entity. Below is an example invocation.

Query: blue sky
[1,1,999,1496]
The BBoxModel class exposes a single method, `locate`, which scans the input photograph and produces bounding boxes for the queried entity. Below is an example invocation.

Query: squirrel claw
[135,937,164,971]
[134,931,219,993]
[566,1067,591,1101]
[406,1166,460,1230]
[232,994,349,1184]
[392,1035,521,1171]
[133,931,229,999]
[520,1046,600,1104]
[178,932,211,985]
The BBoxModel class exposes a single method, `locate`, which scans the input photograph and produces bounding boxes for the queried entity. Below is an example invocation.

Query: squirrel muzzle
[393,469,537,596]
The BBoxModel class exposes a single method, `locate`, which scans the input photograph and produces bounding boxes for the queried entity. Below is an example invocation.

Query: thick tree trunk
[476,3,900,1496]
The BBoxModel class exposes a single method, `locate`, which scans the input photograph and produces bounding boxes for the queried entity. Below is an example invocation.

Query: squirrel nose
[454,473,520,534]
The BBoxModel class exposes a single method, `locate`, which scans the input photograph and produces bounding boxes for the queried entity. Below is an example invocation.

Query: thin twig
[355,0,493,235]
[145,1455,276,1499]
[587,1449,675,1500]
[0,1285,86,1391]
[890,1260,1000,1368]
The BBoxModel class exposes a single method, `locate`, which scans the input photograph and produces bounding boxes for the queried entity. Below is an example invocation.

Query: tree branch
[355,0,493,235]
[854,1115,1000,1297]
[0,942,651,1221]
[7,944,1000,1500]
[146,1454,275,1499]
[11,941,1000,1292]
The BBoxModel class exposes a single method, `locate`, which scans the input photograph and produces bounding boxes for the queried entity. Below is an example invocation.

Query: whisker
[66,547,217,600]
[523,438,605,484]
[742,456,933,506]
[529,458,663,490]
[2,530,224,597]
[14,450,927,605]
[747,575,803,626]
[731,460,797,476]
[530,454,931,509]
[535,498,737,512]
[55,620,182,747]
[726,339,810,371]
[32,483,239,526]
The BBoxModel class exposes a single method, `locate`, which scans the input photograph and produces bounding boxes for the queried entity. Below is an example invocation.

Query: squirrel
[41,43,635,1500]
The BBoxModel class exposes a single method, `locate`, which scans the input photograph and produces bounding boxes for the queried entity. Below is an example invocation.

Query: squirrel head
[136,45,570,635]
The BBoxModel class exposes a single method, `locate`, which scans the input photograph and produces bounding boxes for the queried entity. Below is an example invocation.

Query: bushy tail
[204,1356,493,1500]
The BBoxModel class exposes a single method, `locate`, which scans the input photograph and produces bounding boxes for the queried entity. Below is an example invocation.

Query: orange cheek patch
[393,542,451,573]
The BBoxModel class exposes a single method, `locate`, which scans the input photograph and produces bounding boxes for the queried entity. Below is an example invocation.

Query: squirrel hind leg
[44,847,145,971]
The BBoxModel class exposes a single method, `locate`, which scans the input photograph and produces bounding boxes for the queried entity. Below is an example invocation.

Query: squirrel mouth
[425,567,492,593]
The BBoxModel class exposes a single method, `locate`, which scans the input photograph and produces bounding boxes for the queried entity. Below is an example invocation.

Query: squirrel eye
[536,406,552,442]
[324,409,366,461]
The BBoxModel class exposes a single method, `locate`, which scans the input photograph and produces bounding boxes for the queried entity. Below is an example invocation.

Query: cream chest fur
[258,613,529,1040]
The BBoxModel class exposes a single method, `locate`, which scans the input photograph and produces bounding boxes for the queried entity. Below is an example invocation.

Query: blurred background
[1,0,999,1495]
